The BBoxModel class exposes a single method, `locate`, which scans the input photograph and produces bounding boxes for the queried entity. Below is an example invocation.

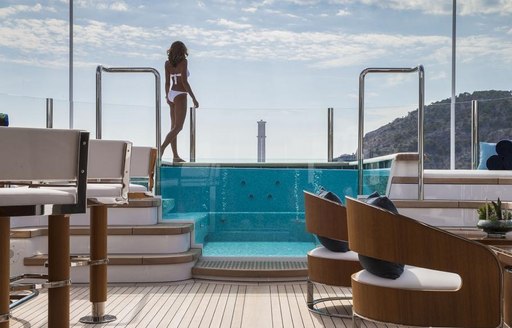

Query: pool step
[10,223,198,283]
[192,259,308,281]
[10,223,193,254]
[10,196,161,228]
[22,248,202,283]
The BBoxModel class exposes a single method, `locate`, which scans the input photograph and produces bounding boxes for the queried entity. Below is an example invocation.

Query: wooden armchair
[0,126,89,328]
[304,191,362,318]
[345,196,503,328]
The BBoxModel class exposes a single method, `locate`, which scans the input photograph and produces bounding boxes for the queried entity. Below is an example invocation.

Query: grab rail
[358,66,425,199]
[471,100,479,170]
[95,65,162,193]
[327,107,334,162]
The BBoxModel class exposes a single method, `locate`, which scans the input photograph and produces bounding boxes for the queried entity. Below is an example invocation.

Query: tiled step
[192,259,308,281]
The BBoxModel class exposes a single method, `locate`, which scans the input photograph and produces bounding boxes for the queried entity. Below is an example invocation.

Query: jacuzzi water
[160,165,389,257]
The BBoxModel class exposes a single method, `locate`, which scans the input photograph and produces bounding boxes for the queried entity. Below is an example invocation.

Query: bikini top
[170,70,190,84]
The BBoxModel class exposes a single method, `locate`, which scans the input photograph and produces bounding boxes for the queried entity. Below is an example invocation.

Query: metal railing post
[95,65,161,193]
[327,107,334,162]
[46,98,54,128]
[358,66,425,199]
[95,66,103,139]
[189,107,196,162]
[471,100,479,170]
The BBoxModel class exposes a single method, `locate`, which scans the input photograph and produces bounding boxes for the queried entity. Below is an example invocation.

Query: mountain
[349,90,512,169]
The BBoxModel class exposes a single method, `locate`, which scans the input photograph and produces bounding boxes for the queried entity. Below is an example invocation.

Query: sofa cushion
[353,265,461,290]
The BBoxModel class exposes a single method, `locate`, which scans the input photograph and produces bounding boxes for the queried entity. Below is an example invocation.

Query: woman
[161,41,199,162]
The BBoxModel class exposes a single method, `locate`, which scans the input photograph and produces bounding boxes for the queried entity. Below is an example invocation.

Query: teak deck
[9,280,398,328]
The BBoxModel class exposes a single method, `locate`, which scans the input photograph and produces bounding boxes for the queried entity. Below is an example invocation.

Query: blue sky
[1,0,512,161]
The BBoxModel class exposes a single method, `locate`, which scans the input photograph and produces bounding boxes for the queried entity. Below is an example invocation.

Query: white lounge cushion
[0,187,76,206]
[85,183,124,198]
[353,265,462,291]
[129,183,148,193]
[308,246,359,261]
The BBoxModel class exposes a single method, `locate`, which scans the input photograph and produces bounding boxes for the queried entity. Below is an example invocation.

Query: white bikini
[168,70,190,103]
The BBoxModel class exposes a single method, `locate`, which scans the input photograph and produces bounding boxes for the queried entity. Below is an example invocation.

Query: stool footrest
[43,279,71,289]
[0,313,10,323]
[9,289,39,310]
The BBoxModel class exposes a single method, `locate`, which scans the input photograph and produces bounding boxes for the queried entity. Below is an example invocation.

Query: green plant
[477,198,512,221]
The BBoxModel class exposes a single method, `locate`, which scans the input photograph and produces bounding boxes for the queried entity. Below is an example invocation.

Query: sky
[1,0,512,162]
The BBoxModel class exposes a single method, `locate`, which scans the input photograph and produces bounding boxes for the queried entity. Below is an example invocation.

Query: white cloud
[1,9,511,70]
[0,4,46,18]
[242,7,258,13]
[338,0,512,16]
[110,2,128,12]
[75,0,130,11]
[207,18,252,29]
[336,9,351,16]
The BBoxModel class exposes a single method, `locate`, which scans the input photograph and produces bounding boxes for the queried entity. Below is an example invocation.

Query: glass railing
[2,92,512,168]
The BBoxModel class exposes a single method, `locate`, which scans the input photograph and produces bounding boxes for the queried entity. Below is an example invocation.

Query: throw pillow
[478,142,497,170]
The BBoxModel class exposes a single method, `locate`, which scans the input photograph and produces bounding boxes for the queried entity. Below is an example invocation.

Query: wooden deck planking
[146,282,189,327]
[219,285,238,327]
[8,280,400,327]
[207,284,231,328]
[129,284,179,328]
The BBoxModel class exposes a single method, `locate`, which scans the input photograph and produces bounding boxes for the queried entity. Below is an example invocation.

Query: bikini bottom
[168,90,187,103]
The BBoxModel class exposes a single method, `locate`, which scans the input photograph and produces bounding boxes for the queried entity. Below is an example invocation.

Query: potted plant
[476,198,512,238]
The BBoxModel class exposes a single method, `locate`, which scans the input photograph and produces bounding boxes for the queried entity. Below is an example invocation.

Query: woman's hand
[193,98,199,108]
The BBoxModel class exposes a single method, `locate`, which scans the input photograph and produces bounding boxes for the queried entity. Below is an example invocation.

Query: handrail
[327,107,334,162]
[358,66,425,199]
[95,65,161,193]
[190,107,196,162]
[471,100,479,170]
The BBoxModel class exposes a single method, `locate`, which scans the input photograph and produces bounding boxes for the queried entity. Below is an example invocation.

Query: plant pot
[477,220,512,238]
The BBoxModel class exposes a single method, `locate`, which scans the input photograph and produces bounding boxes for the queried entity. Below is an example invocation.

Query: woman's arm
[164,61,171,105]
[180,59,199,108]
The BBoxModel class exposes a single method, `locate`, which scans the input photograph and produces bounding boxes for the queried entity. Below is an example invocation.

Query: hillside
[352,90,512,169]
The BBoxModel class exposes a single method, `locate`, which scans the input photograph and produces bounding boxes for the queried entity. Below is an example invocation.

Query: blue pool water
[160,164,390,257]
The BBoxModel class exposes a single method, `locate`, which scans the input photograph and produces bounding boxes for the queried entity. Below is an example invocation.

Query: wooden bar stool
[0,126,89,328]
[77,139,132,324]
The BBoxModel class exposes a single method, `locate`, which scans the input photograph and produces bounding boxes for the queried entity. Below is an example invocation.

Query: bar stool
[78,139,132,324]
[0,126,89,328]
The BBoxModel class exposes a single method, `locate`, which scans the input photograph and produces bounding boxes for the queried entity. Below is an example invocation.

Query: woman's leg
[160,102,175,157]
[161,94,187,161]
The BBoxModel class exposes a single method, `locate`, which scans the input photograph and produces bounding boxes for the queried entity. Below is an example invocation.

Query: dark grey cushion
[0,113,8,127]
[358,191,405,279]
[315,189,349,252]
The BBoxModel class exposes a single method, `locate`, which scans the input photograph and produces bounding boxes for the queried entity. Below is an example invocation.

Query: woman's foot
[173,157,185,163]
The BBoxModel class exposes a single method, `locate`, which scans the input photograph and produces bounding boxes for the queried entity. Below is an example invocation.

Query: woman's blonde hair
[167,41,188,67]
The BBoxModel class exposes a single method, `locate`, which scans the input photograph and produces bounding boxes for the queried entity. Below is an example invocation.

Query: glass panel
[0,2,68,127]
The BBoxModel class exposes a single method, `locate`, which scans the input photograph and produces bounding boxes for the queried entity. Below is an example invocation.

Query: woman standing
[161,41,199,162]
